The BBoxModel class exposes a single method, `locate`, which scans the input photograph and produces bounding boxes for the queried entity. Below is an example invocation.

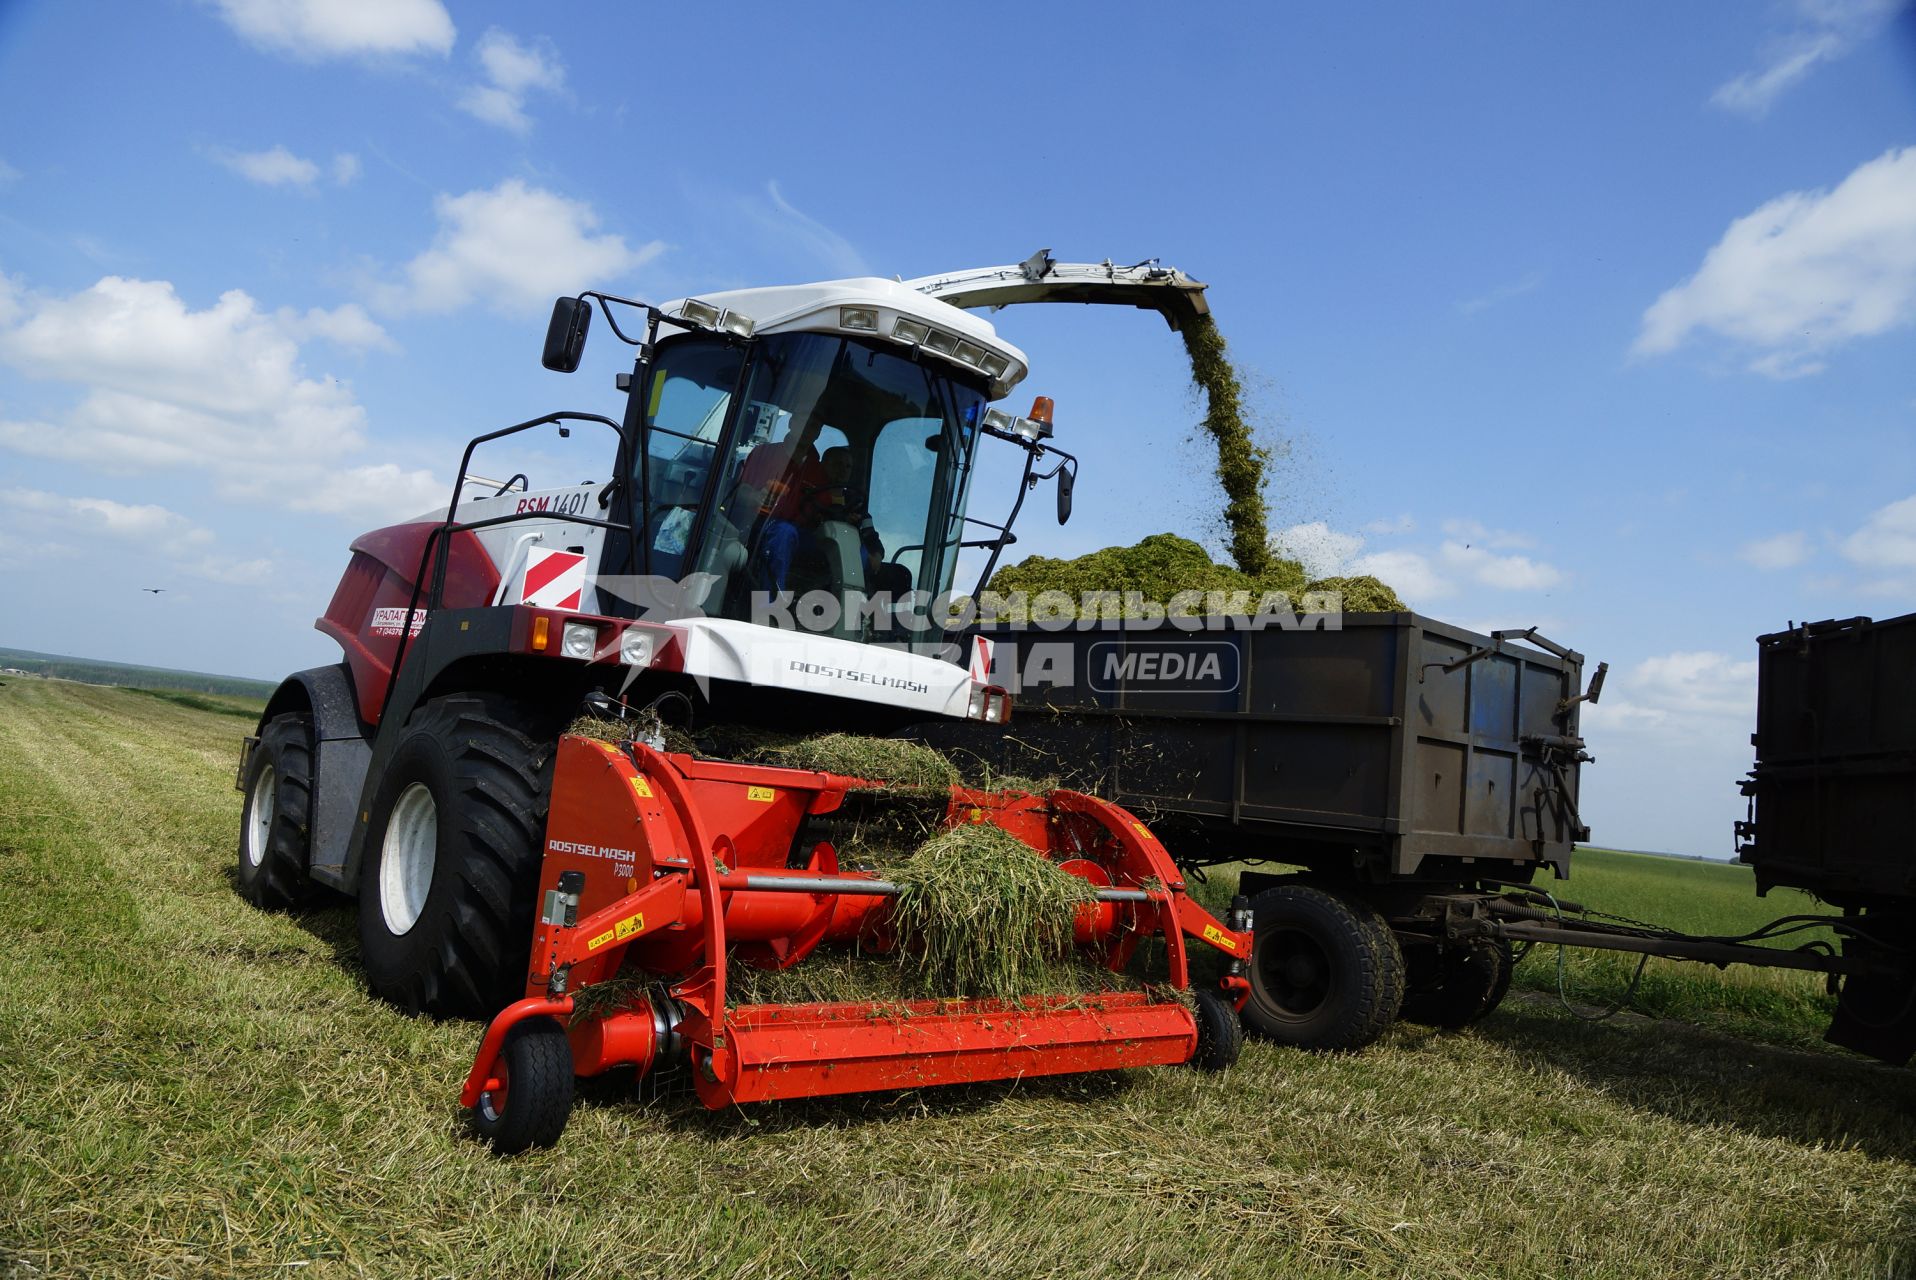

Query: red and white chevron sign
[521,548,587,609]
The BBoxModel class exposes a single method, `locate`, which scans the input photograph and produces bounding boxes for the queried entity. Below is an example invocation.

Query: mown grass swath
[2,679,1911,1279]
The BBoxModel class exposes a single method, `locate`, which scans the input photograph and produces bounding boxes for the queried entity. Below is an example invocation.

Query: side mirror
[542,296,591,373]
[1056,465,1074,524]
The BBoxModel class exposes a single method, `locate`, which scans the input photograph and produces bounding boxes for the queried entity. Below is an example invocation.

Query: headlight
[619,628,655,666]
[677,298,722,328]
[839,306,879,331]
[967,684,1011,724]
[924,329,958,356]
[561,621,597,659]
[892,317,930,344]
[718,309,756,338]
[979,352,1010,380]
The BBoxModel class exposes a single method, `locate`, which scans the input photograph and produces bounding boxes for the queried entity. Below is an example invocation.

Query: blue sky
[2,1,1914,857]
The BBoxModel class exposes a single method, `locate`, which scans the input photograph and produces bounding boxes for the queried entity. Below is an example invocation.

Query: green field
[1,680,1911,1278]
[0,646,277,699]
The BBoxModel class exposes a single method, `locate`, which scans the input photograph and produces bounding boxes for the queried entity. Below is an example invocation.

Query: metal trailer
[919,611,1915,1059]
[914,613,1606,1048]
[1737,613,1916,1064]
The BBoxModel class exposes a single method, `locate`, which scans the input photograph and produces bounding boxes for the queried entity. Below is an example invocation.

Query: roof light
[1028,396,1054,427]
[924,329,958,356]
[677,298,722,328]
[983,408,1017,434]
[839,306,879,332]
[892,317,931,345]
[954,340,987,369]
[718,309,757,339]
[979,352,1010,380]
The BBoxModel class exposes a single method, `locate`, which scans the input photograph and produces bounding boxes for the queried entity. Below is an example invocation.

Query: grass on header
[1,679,1909,1280]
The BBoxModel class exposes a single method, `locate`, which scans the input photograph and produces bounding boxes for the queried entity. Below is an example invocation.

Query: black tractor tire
[468,1018,575,1154]
[1399,937,1515,1030]
[1242,884,1404,1052]
[236,712,314,910]
[1189,988,1243,1072]
[357,696,555,1020]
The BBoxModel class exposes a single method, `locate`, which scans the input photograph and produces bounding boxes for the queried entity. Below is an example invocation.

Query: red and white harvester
[235,254,1253,1150]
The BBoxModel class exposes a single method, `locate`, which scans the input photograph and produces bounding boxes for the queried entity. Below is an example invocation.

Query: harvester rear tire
[357,696,554,1020]
[1399,937,1514,1030]
[236,713,313,910]
[1189,988,1243,1071]
[1242,885,1404,1052]
[468,1018,574,1154]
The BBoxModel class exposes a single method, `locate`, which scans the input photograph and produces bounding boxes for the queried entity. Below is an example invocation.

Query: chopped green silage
[887,823,1098,1000]
[1300,575,1406,612]
[759,733,960,792]
[1181,315,1272,576]
[986,532,1309,618]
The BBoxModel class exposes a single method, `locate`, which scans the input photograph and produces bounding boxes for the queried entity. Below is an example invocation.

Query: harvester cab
[236,251,1251,1151]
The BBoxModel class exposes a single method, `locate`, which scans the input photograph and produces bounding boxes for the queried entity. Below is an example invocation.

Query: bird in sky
[142,588,165,594]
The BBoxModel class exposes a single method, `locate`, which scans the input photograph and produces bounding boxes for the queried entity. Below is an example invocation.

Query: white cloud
[1740,530,1812,570]
[0,487,212,556]
[0,157,20,186]
[0,489,287,586]
[216,144,320,188]
[1456,269,1544,316]
[457,28,565,134]
[275,302,394,351]
[1635,146,1916,376]
[1440,518,1534,550]
[760,181,869,277]
[1273,520,1365,579]
[1347,548,1453,601]
[207,0,454,61]
[1711,0,1900,118]
[214,145,361,189]
[1362,514,1415,535]
[1438,540,1562,590]
[377,179,661,314]
[0,274,443,523]
[1841,493,1916,571]
[1263,515,1564,603]
[1583,651,1759,739]
[185,555,279,586]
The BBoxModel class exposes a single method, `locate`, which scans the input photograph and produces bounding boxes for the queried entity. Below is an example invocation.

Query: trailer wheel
[236,713,313,910]
[357,696,554,1019]
[1189,988,1243,1072]
[468,1018,574,1154]
[1399,937,1514,1029]
[1242,885,1404,1051]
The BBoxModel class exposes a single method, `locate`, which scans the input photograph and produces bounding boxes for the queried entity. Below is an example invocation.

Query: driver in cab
[737,413,829,594]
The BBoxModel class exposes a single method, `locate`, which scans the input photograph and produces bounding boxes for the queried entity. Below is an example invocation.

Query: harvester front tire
[357,697,554,1020]
[1242,885,1403,1052]
[236,713,313,910]
[468,1018,574,1154]
[1189,988,1243,1071]
[1399,937,1515,1030]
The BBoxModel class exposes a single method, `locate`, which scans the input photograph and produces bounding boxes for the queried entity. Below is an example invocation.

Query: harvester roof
[658,276,1029,400]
